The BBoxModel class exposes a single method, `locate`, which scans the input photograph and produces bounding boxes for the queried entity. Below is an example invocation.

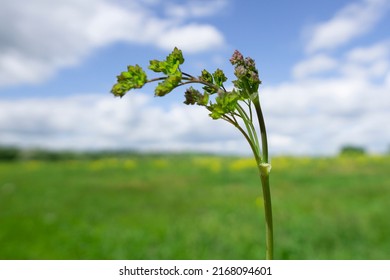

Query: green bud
[165,74,181,88]
[155,82,171,97]
[184,87,210,106]
[111,83,127,97]
[117,71,131,81]
[200,70,218,94]
[111,64,147,97]
[149,47,184,76]
[184,87,201,105]
[149,60,165,73]
[154,73,182,97]
[167,47,184,65]
[128,65,147,88]
[213,69,227,87]
[200,69,213,83]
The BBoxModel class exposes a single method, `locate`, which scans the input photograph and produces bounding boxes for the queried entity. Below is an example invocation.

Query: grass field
[1,154,389,259]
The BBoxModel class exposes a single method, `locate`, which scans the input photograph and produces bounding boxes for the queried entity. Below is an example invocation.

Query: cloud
[164,0,228,19]
[342,41,390,79]
[2,37,390,156]
[156,24,224,53]
[0,94,247,154]
[267,36,390,155]
[292,54,338,79]
[0,0,226,87]
[346,40,390,63]
[262,77,390,155]
[293,40,390,80]
[305,0,390,53]
[274,1,390,154]
[2,53,389,156]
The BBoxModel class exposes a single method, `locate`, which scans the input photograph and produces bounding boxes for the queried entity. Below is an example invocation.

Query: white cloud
[305,0,390,53]
[287,1,390,154]
[2,42,389,156]
[274,27,390,155]
[1,59,389,156]
[341,41,390,79]
[0,94,246,154]
[293,41,390,81]
[156,24,224,53]
[164,0,228,19]
[292,54,338,79]
[346,41,390,63]
[0,0,226,87]
[262,76,390,155]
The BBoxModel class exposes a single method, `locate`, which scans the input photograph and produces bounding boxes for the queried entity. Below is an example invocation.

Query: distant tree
[0,146,20,161]
[339,145,366,156]
[22,149,80,161]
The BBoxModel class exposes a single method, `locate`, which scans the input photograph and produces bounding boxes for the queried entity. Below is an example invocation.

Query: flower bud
[234,65,246,78]
[230,50,244,65]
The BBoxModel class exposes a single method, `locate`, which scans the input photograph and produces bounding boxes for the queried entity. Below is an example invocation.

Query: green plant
[111,48,273,259]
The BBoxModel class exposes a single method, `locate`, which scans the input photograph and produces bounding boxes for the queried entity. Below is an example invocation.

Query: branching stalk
[111,47,274,260]
[236,103,261,158]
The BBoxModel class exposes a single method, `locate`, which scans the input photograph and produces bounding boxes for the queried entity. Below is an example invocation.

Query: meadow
[0,154,389,259]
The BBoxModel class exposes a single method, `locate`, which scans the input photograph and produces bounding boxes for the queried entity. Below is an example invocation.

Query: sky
[0,0,389,156]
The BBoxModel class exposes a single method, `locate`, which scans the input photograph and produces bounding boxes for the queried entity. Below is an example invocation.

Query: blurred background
[0,0,390,259]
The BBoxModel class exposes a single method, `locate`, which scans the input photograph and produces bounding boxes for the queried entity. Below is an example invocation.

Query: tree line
[0,146,139,161]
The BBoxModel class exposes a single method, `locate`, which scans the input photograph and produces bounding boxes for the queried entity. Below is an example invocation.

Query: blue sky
[1,0,389,155]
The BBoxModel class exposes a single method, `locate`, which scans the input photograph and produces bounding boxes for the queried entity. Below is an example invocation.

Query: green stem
[253,96,269,163]
[179,79,220,92]
[230,98,274,260]
[147,75,221,94]
[258,165,273,260]
[223,115,261,164]
[236,104,261,158]
[252,94,273,260]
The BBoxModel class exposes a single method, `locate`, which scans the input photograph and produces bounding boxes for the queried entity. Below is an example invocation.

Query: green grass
[0,155,389,259]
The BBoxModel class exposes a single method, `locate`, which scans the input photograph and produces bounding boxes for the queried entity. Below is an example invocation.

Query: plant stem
[258,166,273,260]
[232,96,274,259]
[236,104,260,157]
[253,96,269,163]
[252,94,273,260]
[223,115,261,164]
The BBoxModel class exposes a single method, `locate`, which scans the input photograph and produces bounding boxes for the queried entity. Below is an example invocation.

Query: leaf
[208,103,224,119]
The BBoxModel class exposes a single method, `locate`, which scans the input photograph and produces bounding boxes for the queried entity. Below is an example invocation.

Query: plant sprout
[111,47,274,260]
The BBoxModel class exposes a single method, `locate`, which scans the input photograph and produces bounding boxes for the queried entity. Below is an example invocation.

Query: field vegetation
[1,153,389,259]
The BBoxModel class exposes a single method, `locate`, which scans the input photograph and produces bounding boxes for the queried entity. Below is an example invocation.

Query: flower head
[234,65,246,78]
[244,57,256,69]
[230,50,261,94]
[230,50,244,65]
